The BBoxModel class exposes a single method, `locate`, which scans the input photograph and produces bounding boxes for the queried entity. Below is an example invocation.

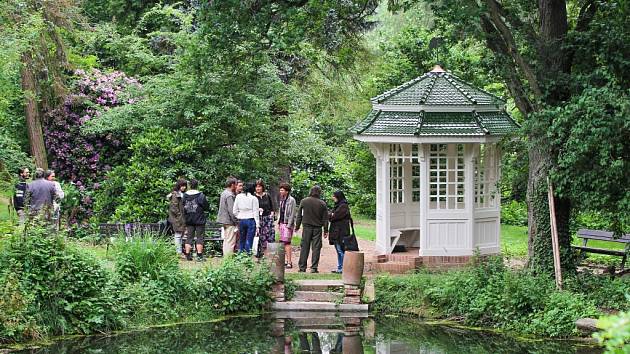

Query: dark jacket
[256,192,276,217]
[295,196,329,230]
[167,191,186,233]
[13,179,28,211]
[183,190,209,226]
[328,202,351,245]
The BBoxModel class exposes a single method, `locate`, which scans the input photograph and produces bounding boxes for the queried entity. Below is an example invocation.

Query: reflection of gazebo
[352,65,519,265]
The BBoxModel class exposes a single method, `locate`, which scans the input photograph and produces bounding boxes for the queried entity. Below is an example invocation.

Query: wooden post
[547,177,562,290]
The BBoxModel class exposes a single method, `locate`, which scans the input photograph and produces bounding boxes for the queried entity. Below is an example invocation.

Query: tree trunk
[21,51,48,169]
[526,0,575,272]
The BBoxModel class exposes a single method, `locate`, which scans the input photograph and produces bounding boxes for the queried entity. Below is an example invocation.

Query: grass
[0,193,15,223]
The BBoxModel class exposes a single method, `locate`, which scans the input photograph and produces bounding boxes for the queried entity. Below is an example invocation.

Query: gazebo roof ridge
[369,67,506,108]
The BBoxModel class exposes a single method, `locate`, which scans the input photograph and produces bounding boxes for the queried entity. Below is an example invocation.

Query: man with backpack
[183,179,209,262]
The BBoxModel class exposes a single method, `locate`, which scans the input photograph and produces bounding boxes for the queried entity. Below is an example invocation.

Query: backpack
[184,194,200,223]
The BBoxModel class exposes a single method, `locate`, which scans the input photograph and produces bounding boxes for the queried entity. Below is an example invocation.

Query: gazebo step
[294,280,344,292]
[293,291,343,302]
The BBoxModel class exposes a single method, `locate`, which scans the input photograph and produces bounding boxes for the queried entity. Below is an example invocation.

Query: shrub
[193,255,274,315]
[374,257,606,338]
[501,200,528,226]
[0,226,121,341]
[565,272,630,311]
[112,235,179,282]
[0,274,40,343]
[594,310,630,353]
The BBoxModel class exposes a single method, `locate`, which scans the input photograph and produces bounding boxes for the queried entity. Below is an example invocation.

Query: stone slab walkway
[283,231,376,274]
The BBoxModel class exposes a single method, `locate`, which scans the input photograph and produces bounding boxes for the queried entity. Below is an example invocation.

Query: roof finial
[431,64,446,73]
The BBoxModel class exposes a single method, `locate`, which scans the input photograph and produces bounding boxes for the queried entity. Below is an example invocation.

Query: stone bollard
[342,251,364,304]
[268,243,285,301]
[342,333,364,354]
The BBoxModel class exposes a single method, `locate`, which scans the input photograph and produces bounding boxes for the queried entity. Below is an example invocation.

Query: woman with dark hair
[167,179,187,256]
[255,179,276,254]
[233,181,260,254]
[278,182,296,268]
[328,190,351,273]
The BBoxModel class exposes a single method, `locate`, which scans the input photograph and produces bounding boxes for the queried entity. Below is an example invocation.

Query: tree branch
[480,15,535,116]
[484,0,543,100]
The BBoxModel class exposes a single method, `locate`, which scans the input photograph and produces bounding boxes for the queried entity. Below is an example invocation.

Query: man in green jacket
[295,185,329,273]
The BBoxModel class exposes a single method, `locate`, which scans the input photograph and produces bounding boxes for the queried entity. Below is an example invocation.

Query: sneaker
[298,269,306,273]
[196,255,205,262]
[311,269,319,274]
[186,253,193,261]
[331,269,342,274]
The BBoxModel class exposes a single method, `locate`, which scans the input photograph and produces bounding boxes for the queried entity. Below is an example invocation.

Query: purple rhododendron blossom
[44,68,140,224]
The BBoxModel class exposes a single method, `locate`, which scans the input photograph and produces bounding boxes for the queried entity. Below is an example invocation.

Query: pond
[14,315,600,354]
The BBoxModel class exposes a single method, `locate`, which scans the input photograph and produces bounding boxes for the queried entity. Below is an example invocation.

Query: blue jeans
[335,243,345,272]
[238,218,256,254]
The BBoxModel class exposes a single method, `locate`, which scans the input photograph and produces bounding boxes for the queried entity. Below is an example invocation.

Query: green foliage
[0,273,40,343]
[112,235,179,283]
[500,200,528,227]
[564,272,630,311]
[0,227,122,341]
[193,255,274,315]
[0,225,275,343]
[82,0,181,33]
[0,130,32,192]
[374,257,607,337]
[594,310,630,354]
[540,85,630,235]
[529,181,577,273]
[94,128,198,222]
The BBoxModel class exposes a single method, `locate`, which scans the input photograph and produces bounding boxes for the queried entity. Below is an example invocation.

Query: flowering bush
[44,69,139,224]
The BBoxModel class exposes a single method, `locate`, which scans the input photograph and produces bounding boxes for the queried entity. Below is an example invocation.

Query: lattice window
[474,144,498,208]
[429,144,465,209]
[411,144,421,202]
[389,144,404,204]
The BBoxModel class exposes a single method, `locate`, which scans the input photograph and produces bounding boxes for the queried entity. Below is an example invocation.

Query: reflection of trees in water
[374,317,600,354]
[21,317,277,354]
[17,316,597,354]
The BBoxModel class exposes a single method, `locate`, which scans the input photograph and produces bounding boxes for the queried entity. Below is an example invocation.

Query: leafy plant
[594,310,630,354]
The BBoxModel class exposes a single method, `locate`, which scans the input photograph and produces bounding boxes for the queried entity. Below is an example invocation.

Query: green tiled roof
[352,66,519,137]
[371,70,504,106]
[351,110,519,136]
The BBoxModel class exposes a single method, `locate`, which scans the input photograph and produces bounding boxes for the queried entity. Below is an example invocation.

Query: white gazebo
[352,65,519,263]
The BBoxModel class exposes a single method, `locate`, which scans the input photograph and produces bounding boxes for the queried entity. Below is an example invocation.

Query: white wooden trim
[354,135,501,144]
[371,104,504,112]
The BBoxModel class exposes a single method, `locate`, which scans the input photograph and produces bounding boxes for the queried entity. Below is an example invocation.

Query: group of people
[168,177,356,273]
[13,167,65,228]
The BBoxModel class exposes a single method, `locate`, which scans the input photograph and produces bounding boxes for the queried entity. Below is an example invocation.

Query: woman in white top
[233,182,260,254]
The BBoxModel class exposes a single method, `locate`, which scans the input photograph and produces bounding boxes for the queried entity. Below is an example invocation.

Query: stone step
[272,311,369,320]
[271,301,368,312]
[292,290,342,302]
[294,279,344,292]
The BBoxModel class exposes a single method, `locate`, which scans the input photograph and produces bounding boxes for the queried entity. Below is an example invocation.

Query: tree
[388,0,630,272]
[1,0,82,169]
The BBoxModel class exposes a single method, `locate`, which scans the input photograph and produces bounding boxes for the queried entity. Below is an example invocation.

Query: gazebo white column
[369,143,390,255]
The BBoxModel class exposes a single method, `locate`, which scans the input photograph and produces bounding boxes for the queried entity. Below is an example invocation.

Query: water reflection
[12,315,600,354]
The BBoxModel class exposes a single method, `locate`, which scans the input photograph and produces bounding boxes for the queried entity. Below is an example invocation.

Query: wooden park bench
[572,229,630,271]
[98,221,224,256]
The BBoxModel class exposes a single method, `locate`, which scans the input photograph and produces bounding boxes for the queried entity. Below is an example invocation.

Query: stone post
[342,251,364,304]
[268,243,285,301]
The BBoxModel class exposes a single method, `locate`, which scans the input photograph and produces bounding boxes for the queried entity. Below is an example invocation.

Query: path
[284,230,376,274]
